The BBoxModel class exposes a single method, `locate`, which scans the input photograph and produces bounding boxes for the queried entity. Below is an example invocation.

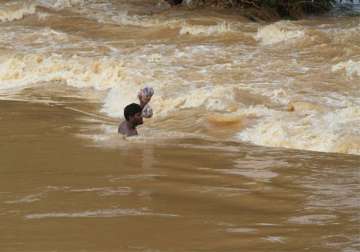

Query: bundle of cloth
[138,86,154,118]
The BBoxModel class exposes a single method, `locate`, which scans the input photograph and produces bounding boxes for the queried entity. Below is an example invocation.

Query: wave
[69,2,180,29]
[0,0,248,39]
[71,1,243,37]
[0,0,88,23]
[332,60,360,78]
[0,52,239,118]
[109,12,182,28]
[255,21,305,45]
[0,1,37,22]
[1,51,359,155]
[236,105,360,155]
[25,208,179,219]
[179,21,235,36]
[0,53,125,91]
[0,27,77,52]
[36,0,86,10]
[102,84,239,119]
[1,8,358,156]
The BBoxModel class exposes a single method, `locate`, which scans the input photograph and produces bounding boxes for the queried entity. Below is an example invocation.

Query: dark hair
[124,103,142,121]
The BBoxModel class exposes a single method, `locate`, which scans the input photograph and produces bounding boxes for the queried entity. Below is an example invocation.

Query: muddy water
[0,0,359,251]
[1,100,359,251]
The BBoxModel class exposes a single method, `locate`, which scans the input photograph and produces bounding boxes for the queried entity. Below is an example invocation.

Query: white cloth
[138,86,154,118]
[138,86,154,98]
[142,104,153,118]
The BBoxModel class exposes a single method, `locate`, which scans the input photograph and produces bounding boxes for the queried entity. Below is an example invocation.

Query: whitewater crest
[255,21,305,45]
[0,0,88,23]
[1,51,358,155]
[25,208,179,219]
[0,52,240,120]
[0,1,37,22]
[36,0,86,10]
[332,60,360,78]
[179,21,235,36]
[0,53,126,90]
[109,13,182,28]
[0,27,77,52]
[0,1,359,157]
[101,84,238,118]
[236,105,360,155]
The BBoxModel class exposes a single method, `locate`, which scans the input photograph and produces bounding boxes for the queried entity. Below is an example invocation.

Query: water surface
[0,0,359,251]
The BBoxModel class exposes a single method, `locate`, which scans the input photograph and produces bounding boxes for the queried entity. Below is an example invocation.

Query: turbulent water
[0,0,359,154]
[0,0,359,251]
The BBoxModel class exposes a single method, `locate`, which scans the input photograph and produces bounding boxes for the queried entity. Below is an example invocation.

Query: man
[118,103,143,137]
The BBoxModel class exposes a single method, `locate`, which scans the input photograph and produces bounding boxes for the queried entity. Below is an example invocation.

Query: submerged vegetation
[166,0,337,19]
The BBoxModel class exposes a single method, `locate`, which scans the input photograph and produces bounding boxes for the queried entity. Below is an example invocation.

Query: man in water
[118,103,143,137]
[118,86,154,137]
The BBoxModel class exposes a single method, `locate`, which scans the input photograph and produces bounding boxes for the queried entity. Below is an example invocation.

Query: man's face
[131,112,143,126]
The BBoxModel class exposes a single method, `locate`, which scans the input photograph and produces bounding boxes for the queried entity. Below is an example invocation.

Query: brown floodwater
[1,98,359,251]
[0,0,359,251]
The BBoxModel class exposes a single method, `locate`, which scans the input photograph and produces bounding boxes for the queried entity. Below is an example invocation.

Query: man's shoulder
[118,121,137,136]
[118,121,127,134]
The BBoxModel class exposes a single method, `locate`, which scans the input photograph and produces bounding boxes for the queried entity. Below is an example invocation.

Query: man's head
[124,103,143,126]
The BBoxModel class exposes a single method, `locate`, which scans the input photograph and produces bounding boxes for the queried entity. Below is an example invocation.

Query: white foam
[0,53,126,90]
[222,168,279,181]
[111,13,181,28]
[226,227,257,234]
[0,0,86,23]
[0,1,37,22]
[100,46,229,118]
[102,82,238,119]
[75,3,180,29]
[236,105,360,155]
[255,21,305,45]
[262,236,286,243]
[179,22,234,36]
[0,27,75,52]
[0,48,240,121]
[69,187,132,196]
[218,157,288,181]
[100,85,140,118]
[25,208,179,219]
[36,0,86,10]
[288,214,337,225]
[1,7,358,158]
[5,193,44,204]
[332,60,360,78]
